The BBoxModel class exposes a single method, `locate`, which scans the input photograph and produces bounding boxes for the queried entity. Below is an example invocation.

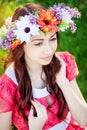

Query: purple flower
[51,4,63,20]
[0,28,16,49]
[64,6,81,18]
[53,3,65,9]
[28,13,37,24]
[6,29,16,41]
[55,11,62,20]
[52,3,81,19]
[70,8,81,18]
[0,40,11,50]
[69,21,77,33]
[65,6,72,13]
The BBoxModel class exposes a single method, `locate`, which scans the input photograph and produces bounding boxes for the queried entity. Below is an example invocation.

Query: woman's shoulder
[0,65,17,112]
[56,51,79,81]
[56,51,75,60]
[0,65,17,88]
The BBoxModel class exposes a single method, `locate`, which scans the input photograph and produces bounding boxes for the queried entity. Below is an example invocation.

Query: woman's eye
[50,38,57,41]
[34,42,42,46]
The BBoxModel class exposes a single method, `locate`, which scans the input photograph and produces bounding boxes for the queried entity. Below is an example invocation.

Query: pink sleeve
[0,74,16,113]
[57,52,79,81]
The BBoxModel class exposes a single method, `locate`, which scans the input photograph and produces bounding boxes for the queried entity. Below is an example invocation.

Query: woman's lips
[41,55,52,61]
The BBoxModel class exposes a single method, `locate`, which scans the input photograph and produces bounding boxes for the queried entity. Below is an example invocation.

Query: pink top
[0,52,84,130]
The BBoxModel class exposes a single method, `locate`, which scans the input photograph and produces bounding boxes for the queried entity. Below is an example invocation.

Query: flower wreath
[0,3,81,50]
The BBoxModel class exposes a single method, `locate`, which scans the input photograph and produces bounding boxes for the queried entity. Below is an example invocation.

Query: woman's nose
[44,44,53,55]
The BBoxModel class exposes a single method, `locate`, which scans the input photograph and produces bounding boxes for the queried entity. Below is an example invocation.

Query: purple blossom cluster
[52,3,81,19]
[51,3,81,33]
[51,4,63,20]
[69,8,81,18]
[28,13,37,24]
[0,28,16,50]
[69,21,77,33]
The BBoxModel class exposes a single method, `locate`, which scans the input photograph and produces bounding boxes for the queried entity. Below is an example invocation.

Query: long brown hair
[4,3,68,122]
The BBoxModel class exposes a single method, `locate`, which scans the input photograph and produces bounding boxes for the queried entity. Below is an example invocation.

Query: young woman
[0,3,86,130]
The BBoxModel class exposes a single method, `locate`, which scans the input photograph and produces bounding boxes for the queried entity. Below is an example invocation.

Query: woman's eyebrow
[31,38,44,42]
[31,33,56,42]
[50,33,56,38]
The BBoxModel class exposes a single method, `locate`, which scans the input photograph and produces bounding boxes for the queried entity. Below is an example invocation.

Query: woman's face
[23,31,58,67]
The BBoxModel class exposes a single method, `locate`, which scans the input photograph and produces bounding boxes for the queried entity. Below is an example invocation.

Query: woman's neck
[29,70,46,89]
[26,64,46,89]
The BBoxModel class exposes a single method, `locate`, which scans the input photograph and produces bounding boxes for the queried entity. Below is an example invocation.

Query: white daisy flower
[13,15,40,44]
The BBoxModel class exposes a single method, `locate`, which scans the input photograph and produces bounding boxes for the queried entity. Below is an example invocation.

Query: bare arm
[60,79,87,127]
[55,53,87,127]
[0,111,12,130]
[70,79,85,102]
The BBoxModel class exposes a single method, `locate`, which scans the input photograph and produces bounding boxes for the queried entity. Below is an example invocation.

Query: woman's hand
[28,100,48,130]
[55,53,69,88]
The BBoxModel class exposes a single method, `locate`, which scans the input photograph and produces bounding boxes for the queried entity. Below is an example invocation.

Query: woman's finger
[55,52,66,65]
[31,100,43,117]
[29,107,34,117]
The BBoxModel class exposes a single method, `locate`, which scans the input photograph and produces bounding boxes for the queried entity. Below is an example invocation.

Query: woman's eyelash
[34,42,42,46]
[34,38,57,46]
[50,38,57,41]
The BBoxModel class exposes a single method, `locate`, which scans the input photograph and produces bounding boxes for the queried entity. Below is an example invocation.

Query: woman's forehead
[31,32,56,41]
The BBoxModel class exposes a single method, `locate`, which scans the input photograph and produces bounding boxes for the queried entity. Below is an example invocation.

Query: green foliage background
[0,0,87,129]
